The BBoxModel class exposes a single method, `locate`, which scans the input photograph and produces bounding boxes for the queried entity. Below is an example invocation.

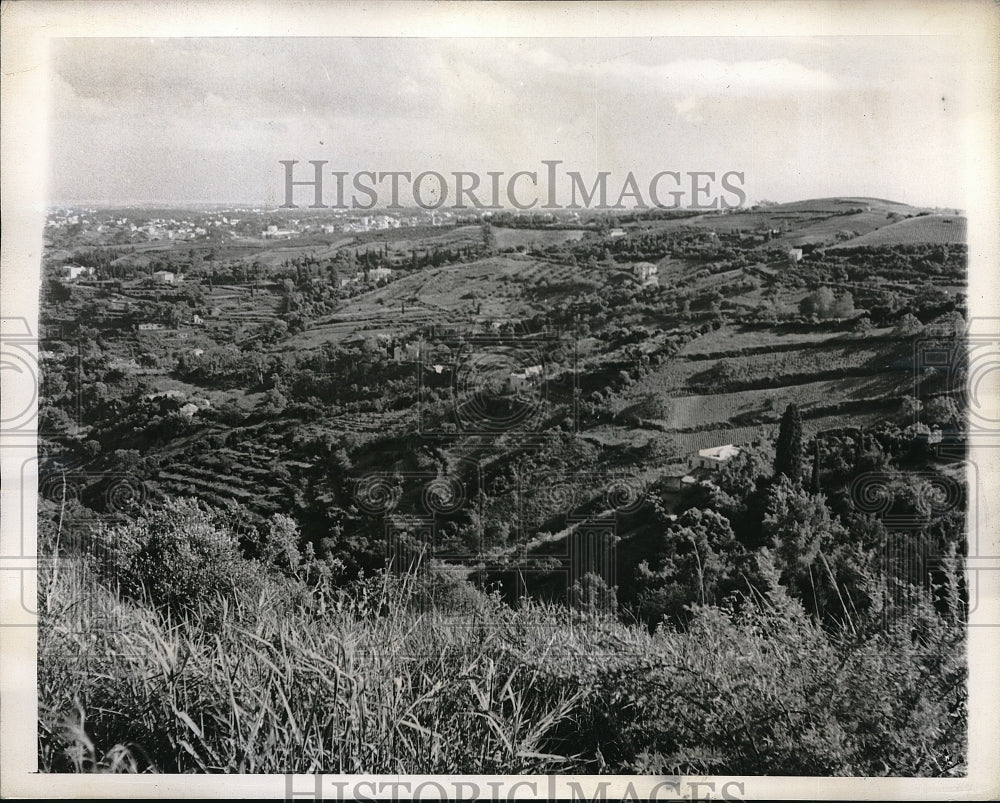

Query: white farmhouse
[692,444,741,471]
[65,265,93,280]
[508,364,543,392]
[368,267,394,282]
[633,262,659,285]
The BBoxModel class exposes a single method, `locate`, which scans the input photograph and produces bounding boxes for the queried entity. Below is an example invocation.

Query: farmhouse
[692,444,741,471]
[367,267,394,282]
[65,265,93,280]
[137,322,167,332]
[508,364,543,392]
[633,262,659,285]
[152,270,176,284]
[787,248,804,264]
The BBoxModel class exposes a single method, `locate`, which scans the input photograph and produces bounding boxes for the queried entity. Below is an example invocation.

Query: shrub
[99,497,264,613]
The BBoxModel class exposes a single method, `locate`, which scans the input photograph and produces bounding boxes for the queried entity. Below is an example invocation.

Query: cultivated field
[829,214,966,247]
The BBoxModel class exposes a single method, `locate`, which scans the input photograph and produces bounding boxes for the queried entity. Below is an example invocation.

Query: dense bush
[98,497,265,612]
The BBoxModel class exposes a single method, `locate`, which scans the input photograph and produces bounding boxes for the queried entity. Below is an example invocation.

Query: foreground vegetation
[39,495,965,776]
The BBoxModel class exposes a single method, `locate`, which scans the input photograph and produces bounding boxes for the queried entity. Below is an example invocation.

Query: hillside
[37,198,970,777]
[827,214,967,248]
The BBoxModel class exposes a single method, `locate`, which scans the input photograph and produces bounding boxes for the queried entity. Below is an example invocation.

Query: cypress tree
[774,403,803,482]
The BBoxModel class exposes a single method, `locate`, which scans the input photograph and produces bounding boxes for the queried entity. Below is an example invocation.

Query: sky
[47,36,975,208]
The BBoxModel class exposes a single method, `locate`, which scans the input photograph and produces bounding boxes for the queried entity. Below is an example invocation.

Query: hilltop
[573,196,963,256]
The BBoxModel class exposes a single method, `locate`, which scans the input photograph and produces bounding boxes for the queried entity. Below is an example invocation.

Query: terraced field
[676,324,894,356]
[284,256,611,350]
[604,326,915,451]
[491,227,587,250]
[151,441,310,517]
[645,373,909,430]
[639,197,937,243]
[205,285,281,323]
[829,214,966,247]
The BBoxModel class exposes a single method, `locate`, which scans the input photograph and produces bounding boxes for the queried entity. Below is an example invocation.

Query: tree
[774,403,803,482]
[101,497,264,612]
[762,476,848,611]
[482,223,497,253]
[635,507,743,626]
[799,287,836,318]
[893,313,923,336]
[924,395,962,429]
[831,291,855,319]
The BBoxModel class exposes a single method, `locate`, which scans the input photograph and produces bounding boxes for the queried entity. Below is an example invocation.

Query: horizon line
[45,195,966,214]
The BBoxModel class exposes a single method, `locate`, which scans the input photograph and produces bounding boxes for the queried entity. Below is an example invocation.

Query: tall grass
[39,556,624,773]
[38,549,966,775]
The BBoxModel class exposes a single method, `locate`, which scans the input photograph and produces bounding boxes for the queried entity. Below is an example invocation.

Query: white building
[692,444,741,471]
[152,270,176,284]
[633,262,659,285]
[65,265,93,280]
[788,248,804,264]
[508,364,543,392]
[262,226,295,239]
[367,266,394,282]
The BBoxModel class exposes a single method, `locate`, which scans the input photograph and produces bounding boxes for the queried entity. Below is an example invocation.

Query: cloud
[621,57,840,94]
[45,37,967,207]
[488,42,838,95]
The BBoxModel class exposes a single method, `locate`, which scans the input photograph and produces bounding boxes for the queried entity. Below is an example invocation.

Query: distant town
[45,205,471,245]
